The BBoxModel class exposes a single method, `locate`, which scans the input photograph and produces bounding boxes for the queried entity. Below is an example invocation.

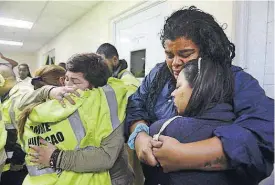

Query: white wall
[0,52,37,76]
[114,1,234,77]
[37,1,234,66]
[37,1,141,66]
[263,1,274,99]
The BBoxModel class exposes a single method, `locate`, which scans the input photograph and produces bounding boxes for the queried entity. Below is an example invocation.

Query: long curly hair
[146,6,235,120]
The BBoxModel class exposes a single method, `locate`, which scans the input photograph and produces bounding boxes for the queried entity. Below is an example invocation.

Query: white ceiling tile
[42,1,86,21]
[61,1,99,9]
[0,1,96,52]
[0,1,47,22]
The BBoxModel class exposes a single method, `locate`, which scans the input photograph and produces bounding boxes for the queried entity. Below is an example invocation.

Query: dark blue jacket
[125,63,274,184]
[148,103,248,185]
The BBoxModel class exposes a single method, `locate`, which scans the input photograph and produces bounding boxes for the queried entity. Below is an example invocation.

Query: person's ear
[59,76,65,86]
[112,56,118,66]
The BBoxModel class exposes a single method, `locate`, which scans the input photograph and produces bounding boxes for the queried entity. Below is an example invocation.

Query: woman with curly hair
[126,6,274,185]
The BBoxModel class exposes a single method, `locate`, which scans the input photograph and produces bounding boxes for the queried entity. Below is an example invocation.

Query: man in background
[97,43,143,185]
[96,43,140,87]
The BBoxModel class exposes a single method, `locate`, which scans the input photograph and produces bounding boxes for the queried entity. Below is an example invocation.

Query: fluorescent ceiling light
[0,40,23,46]
[0,17,33,29]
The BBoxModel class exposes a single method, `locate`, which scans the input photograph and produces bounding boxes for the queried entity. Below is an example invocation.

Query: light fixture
[0,40,23,46]
[0,17,33,29]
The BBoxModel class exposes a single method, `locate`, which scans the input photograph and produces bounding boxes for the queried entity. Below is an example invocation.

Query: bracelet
[127,123,149,150]
[49,149,61,169]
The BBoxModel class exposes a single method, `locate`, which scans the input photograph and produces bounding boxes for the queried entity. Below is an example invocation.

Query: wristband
[49,149,61,169]
[128,123,149,150]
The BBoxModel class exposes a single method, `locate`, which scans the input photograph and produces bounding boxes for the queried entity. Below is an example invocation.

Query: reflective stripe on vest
[102,85,120,130]
[27,111,81,176]
[27,85,120,176]
[5,124,15,130]
[27,165,55,176]
[4,99,18,165]
[6,151,13,159]
[68,110,85,150]
[8,98,17,129]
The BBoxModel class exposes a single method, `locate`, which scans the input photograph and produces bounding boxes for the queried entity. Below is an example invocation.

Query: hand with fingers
[29,138,57,166]
[135,132,158,167]
[151,135,182,173]
[49,86,80,107]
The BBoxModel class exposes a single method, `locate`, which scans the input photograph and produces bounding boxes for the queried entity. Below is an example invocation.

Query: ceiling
[0,1,99,53]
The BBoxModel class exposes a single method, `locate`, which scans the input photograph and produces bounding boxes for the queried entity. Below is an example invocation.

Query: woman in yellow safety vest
[18,53,135,185]
[0,73,7,177]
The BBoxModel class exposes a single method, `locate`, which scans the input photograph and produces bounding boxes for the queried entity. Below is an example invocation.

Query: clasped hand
[135,132,182,173]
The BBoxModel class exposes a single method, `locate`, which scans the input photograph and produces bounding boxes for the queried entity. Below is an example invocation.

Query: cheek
[166,58,173,69]
[184,89,193,105]
[78,81,90,90]
[64,80,69,86]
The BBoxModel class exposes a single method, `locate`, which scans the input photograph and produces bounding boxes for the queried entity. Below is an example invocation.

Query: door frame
[111,0,166,45]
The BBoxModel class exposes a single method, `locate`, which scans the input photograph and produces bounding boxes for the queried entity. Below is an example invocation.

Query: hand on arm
[49,86,80,107]
[29,124,125,173]
[130,121,158,167]
[29,138,57,166]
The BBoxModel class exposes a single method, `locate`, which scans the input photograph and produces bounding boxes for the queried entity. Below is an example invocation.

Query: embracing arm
[56,124,124,172]
[17,86,80,110]
[17,85,55,110]
[213,69,274,181]
[153,68,274,182]
[177,137,228,171]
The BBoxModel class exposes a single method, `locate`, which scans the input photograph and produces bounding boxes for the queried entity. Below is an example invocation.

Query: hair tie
[31,76,43,85]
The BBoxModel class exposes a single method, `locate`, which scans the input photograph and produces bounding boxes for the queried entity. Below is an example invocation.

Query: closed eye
[165,51,174,59]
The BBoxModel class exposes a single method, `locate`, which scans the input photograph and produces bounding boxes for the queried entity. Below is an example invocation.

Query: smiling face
[164,37,199,79]
[64,71,91,90]
[171,70,193,114]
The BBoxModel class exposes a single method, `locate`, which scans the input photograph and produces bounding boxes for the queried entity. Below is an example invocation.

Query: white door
[114,2,167,79]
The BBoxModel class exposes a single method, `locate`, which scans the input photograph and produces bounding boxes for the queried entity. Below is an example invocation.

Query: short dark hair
[96,43,119,59]
[66,53,111,88]
[160,6,235,68]
[58,62,66,70]
[181,57,234,117]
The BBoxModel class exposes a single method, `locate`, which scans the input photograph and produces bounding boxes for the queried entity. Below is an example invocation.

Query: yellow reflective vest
[0,100,7,169]
[1,83,33,171]
[21,78,136,185]
[118,69,140,87]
